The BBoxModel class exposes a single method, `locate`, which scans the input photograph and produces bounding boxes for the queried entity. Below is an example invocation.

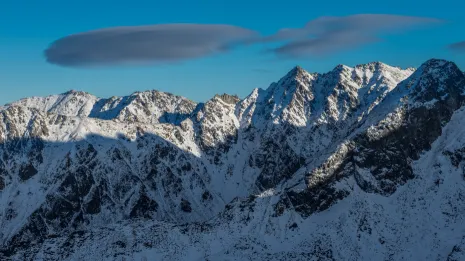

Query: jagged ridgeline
[1,59,465,260]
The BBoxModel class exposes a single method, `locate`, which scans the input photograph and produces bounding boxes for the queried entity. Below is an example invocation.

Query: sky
[1,0,464,105]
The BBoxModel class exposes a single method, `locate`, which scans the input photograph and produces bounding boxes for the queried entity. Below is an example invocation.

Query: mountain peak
[398,58,465,106]
[280,65,318,84]
[422,58,449,65]
[284,65,308,77]
[419,58,462,73]
[293,65,304,72]
[332,64,353,73]
[417,59,460,76]
[213,93,240,104]
[354,61,387,70]
[62,89,92,96]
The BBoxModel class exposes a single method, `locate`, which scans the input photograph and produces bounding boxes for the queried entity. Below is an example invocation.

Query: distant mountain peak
[333,63,352,71]
[278,65,317,85]
[282,65,309,78]
[354,61,387,70]
[290,65,305,73]
[415,59,461,79]
[62,89,92,96]
[423,58,449,65]
[213,93,240,104]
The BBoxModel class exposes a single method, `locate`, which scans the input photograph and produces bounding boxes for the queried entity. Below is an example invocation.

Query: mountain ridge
[5,59,419,118]
[1,58,465,260]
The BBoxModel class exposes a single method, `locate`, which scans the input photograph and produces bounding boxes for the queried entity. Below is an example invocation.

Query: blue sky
[1,0,464,105]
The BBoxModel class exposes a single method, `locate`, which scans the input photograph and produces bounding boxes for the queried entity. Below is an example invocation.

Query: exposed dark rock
[289,223,298,229]
[255,136,306,190]
[85,187,102,214]
[113,240,126,248]
[214,94,240,104]
[202,191,213,201]
[181,199,192,213]
[18,164,38,181]
[130,191,158,219]
[444,147,465,168]
[447,236,465,261]
[285,186,350,218]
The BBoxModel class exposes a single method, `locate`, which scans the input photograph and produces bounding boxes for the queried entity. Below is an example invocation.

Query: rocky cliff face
[1,59,465,260]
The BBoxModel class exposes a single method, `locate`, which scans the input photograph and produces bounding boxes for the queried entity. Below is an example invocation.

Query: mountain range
[1,59,465,260]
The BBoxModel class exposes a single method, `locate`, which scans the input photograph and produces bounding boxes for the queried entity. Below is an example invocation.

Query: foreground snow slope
[1,59,464,260]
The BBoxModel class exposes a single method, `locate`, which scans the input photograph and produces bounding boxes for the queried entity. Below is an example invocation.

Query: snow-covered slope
[1,59,464,260]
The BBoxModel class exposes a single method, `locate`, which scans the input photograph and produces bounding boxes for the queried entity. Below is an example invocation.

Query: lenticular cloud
[44,24,258,67]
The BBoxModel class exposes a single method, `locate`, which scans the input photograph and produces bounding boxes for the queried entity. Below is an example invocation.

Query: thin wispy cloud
[449,41,465,51]
[45,24,258,67]
[260,14,442,58]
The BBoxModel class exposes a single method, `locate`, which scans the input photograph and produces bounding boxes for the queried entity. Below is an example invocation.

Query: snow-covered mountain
[1,59,465,260]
